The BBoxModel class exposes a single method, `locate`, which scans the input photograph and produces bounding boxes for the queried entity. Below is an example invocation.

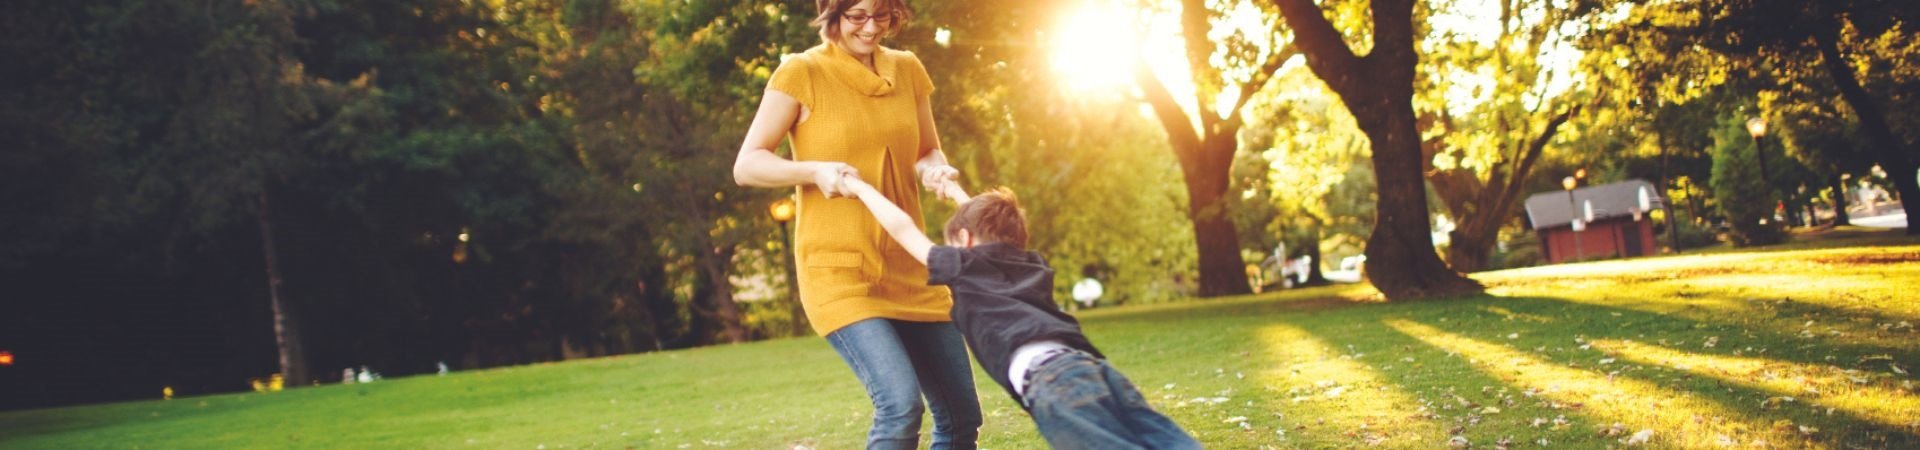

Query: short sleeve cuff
[927,245,964,286]
[768,55,813,107]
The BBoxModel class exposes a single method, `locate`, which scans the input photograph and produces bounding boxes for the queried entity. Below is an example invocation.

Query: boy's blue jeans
[827,318,983,450]
[1024,352,1201,450]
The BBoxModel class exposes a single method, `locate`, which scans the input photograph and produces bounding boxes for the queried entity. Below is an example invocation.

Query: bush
[1669,210,1723,250]
[1497,243,1543,269]
[1488,233,1543,270]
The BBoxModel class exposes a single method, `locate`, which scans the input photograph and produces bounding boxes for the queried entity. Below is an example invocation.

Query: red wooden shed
[1523,179,1665,263]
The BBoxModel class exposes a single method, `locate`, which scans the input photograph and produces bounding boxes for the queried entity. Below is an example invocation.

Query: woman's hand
[813,162,860,198]
[915,162,961,200]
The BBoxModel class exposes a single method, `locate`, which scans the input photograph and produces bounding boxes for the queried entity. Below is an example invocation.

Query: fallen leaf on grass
[1624,429,1654,446]
[1597,422,1627,437]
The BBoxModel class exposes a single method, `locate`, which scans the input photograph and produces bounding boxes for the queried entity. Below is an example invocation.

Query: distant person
[1859,180,1881,215]
[1071,276,1104,309]
[840,177,1201,449]
[730,0,980,447]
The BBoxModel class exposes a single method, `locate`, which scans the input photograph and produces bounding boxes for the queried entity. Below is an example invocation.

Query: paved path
[1853,211,1908,228]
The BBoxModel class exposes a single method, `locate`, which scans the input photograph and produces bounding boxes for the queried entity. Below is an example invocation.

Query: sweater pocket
[804,250,873,303]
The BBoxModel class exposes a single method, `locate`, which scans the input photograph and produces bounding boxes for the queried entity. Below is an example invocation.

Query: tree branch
[1496,104,1579,213]
[1135,62,1204,168]
[1269,0,1360,93]
[1226,43,1301,127]
[1181,0,1219,125]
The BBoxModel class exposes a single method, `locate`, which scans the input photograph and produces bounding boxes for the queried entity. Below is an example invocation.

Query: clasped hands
[812,161,967,202]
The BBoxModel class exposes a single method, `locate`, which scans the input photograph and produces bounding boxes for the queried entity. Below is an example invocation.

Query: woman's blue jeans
[827,318,983,450]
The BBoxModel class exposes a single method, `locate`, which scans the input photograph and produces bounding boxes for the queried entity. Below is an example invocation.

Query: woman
[731,0,980,448]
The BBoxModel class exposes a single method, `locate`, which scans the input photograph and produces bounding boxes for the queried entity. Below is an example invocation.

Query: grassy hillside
[3,228,1916,449]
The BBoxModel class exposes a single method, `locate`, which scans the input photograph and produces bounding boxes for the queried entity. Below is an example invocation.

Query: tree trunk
[639,261,676,350]
[1190,198,1251,297]
[1885,161,1920,235]
[257,190,307,386]
[682,278,715,348]
[1186,135,1252,297]
[698,245,749,343]
[1813,21,1919,234]
[1363,120,1485,298]
[1300,221,1330,286]
[1272,0,1483,300]
[1830,173,1851,226]
[1445,228,1494,273]
[1134,65,1255,298]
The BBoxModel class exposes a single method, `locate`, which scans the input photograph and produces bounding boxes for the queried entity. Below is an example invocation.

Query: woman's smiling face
[835,0,891,59]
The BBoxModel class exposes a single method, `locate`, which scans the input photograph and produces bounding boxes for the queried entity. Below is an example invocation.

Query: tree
[1242,85,1376,288]
[1419,0,1594,272]
[68,0,332,386]
[1660,0,1920,233]
[1269,0,1484,299]
[534,2,747,345]
[1132,0,1298,297]
[912,1,1200,305]
[1775,97,1876,227]
[1710,116,1788,245]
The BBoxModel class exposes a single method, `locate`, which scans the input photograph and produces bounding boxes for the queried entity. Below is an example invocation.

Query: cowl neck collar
[819,41,898,97]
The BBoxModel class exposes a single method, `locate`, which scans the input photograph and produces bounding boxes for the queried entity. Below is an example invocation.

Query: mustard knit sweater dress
[767,42,952,336]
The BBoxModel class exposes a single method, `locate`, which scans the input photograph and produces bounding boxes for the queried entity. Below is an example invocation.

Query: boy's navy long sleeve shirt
[927,243,1103,405]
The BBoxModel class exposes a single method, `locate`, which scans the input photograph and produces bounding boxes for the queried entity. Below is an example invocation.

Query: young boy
[840,176,1200,449]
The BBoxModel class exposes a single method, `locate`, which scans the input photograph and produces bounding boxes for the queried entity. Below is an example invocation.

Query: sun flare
[1050,3,1144,91]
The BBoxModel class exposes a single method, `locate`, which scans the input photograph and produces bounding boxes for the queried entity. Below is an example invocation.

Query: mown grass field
[2,228,1917,449]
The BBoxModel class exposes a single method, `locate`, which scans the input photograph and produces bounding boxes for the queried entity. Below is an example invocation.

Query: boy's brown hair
[812,0,913,42]
[944,187,1029,248]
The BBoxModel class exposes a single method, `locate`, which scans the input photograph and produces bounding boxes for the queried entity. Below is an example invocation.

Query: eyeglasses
[841,11,896,27]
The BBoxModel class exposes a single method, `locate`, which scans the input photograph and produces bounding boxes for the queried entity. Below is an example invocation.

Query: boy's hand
[812,162,859,198]
[915,163,960,196]
[938,179,971,204]
[836,172,870,197]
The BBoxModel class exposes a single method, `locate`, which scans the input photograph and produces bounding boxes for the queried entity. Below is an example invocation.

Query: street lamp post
[1747,117,1776,222]
[769,197,804,335]
[1563,175,1584,262]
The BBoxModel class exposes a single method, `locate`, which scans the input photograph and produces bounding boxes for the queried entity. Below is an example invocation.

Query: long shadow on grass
[1274,295,1920,448]
[1482,269,1920,348]
[1082,288,1919,448]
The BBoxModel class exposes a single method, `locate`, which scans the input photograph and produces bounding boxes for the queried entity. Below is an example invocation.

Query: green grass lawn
[4,228,1917,449]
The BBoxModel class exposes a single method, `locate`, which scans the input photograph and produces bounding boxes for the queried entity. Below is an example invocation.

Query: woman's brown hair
[811,0,913,42]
